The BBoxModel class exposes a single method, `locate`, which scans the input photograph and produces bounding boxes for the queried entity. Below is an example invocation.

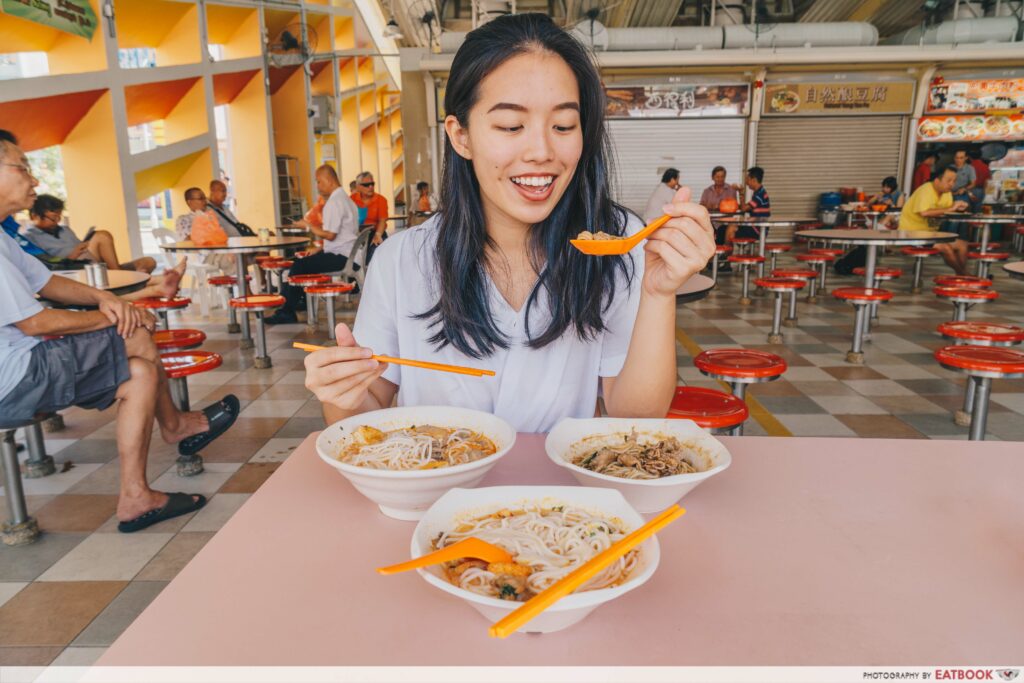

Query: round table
[942,212,1020,255]
[1004,261,1024,281]
[55,269,150,295]
[837,208,900,230]
[160,236,308,344]
[794,229,958,288]
[675,273,715,304]
[716,216,817,278]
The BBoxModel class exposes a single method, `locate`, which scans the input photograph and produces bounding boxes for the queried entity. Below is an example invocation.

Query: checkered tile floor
[1,250,1022,666]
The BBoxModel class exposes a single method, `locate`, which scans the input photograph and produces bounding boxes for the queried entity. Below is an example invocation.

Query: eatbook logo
[998,670,1019,681]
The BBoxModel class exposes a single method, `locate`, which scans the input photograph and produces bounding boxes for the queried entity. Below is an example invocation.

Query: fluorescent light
[383,19,403,40]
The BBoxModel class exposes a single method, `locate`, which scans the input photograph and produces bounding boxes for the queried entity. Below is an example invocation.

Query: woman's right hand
[304,323,388,411]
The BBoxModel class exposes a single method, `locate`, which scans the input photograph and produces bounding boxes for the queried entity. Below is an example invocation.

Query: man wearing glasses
[350,171,389,258]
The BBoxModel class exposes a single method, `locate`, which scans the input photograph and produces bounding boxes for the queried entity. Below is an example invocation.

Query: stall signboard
[604,84,750,118]
[917,113,1024,142]
[763,81,915,115]
[927,78,1024,114]
[1,0,97,39]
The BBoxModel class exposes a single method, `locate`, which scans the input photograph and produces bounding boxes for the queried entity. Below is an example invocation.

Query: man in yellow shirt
[900,166,970,274]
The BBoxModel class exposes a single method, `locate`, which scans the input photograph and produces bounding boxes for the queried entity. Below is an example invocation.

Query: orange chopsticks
[488,505,686,639]
[292,342,495,377]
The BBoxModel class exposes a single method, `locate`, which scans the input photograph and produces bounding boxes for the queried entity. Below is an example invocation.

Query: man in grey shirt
[951,149,976,202]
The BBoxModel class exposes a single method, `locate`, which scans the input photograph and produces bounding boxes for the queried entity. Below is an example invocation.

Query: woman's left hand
[642,186,716,298]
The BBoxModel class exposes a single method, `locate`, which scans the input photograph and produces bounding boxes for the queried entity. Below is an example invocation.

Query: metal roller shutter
[755,116,906,219]
[607,118,747,216]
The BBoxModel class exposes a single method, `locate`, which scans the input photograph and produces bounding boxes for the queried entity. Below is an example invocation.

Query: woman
[869,176,905,209]
[304,14,714,432]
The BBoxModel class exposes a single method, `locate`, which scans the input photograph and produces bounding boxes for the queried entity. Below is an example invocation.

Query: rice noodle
[571,429,700,479]
[339,425,496,470]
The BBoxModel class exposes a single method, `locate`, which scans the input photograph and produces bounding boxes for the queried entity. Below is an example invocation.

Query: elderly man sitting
[0,137,239,532]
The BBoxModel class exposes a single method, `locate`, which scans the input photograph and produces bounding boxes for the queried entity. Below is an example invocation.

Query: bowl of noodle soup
[412,485,660,633]
[545,417,731,512]
[316,406,516,521]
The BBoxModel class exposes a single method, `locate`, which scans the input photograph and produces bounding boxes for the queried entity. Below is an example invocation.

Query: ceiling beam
[847,0,889,22]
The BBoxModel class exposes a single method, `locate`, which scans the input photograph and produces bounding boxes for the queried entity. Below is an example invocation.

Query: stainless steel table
[675,273,714,304]
[837,208,900,230]
[942,212,1020,256]
[1004,261,1024,281]
[54,269,151,296]
[716,216,816,278]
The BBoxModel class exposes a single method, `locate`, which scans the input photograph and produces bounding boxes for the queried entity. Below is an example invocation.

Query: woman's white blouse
[352,215,644,433]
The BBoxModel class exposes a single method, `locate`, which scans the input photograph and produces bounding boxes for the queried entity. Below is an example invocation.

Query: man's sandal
[177,395,240,457]
[117,493,207,533]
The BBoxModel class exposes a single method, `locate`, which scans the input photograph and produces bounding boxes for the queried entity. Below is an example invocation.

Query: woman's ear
[444,115,472,160]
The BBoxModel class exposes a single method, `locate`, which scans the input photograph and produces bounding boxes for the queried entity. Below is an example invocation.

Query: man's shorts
[0,327,130,423]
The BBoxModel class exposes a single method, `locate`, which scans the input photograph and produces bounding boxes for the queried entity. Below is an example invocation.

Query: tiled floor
[1,250,1022,666]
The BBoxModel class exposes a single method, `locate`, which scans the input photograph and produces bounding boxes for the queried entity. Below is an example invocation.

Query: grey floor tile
[776,414,857,437]
[841,379,916,397]
[810,395,888,415]
[896,379,963,396]
[38,533,173,582]
[274,417,326,438]
[0,533,87,582]
[753,395,828,415]
[899,413,968,437]
[50,646,107,666]
[0,582,27,609]
[72,581,166,647]
[48,440,118,465]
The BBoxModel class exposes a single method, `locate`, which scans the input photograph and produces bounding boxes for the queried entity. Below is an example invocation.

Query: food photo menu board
[604,83,750,118]
[927,78,1024,113]
[762,81,915,115]
[917,113,1024,142]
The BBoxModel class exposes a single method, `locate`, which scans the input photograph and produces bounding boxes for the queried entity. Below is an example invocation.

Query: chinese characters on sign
[763,81,915,115]
[604,84,750,118]
[927,78,1024,114]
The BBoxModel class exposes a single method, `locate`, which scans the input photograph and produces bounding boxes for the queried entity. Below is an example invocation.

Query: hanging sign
[917,113,1024,142]
[763,81,915,116]
[1,0,97,40]
[927,78,1024,114]
[604,84,750,118]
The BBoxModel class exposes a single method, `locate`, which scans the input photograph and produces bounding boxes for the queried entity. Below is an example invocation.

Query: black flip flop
[117,493,207,533]
[177,394,240,456]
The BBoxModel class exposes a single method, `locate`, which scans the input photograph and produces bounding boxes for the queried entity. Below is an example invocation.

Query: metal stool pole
[254,311,271,369]
[968,376,991,441]
[740,265,752,305]
[768,292,784,344]
[325,296,338,341]
[911,257,924,294]
[23,422,55,478]
[1,430,39,545]
[847,304,867,364]
[784,289,798,327]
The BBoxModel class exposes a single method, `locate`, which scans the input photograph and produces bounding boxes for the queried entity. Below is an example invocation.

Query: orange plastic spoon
[570,213,672,256]
[376,537,513,575]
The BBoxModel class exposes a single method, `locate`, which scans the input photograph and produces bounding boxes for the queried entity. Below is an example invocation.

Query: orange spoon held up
[570,214,671,256]
[376,537,513,575]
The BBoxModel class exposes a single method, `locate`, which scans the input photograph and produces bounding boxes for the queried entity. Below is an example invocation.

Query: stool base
[845,350,864,364]
[176,454,204,477]
[239,338,255,350]
[227,323,241,334]
[1,518,39,547]
[24,456,56,479]
[782,318,798,328]
[739,296,752,306]
[954,409,972,427]
[254,356,272,370]
[806,295,819,304]
[305,325,318,336]
[41,414,65,432]
[767,333,783,344]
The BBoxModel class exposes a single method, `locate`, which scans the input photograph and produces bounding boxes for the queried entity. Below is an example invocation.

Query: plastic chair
[153,329,207,352]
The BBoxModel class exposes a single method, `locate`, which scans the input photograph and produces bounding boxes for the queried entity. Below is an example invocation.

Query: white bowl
[316,406,516,520]
[412,486,660,634]
[544,417,731,513]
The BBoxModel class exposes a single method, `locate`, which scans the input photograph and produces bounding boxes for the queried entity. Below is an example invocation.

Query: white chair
[153,228,220,317]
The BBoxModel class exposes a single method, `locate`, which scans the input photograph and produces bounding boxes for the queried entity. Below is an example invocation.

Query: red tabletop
[98,433,1024,666]
[937,321,1024,344]
[833,287,893,302]
[901,247,938,256]
[754,277,805,290]
[933,286,998,301]
[160,351,222,379]
[726,255,764,264]
[153,329,206,350]
[131,296,190,310]
[667,387,748,428]
[934,345,1024,375]
[933,275,991,288]
[771,268,817,280]
[229,294,286,309]
[694,349,787,379]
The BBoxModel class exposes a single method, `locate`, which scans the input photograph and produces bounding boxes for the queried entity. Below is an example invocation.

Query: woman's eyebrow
[486,102,580,113]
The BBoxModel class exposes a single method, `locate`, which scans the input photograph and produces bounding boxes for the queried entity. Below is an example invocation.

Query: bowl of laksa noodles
[316,406,516,520]
[545,417,732,512]
[412,485,660,633]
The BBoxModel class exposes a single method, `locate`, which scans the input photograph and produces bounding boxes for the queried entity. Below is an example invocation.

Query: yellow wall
[206,5,260,59]
[339,97,361,185]
[271,68,313,208]
[227,75,276,229]
[169,149,215,219]
[163,79,208,144]
[60,92,132,257]
[155,5,201,66]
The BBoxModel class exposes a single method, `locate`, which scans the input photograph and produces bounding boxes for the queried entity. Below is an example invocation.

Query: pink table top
[100,433,1024,666]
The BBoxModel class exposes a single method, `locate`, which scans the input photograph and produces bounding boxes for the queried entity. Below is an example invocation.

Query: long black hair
[416,13,634,359]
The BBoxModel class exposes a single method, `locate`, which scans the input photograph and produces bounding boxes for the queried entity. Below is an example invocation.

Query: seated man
[23,194,156,273]
[722,166,769,247]
[266,164,359,325]
[350,171,389,261]
[900,165,970,275]
[0,138,239,532]
[207,179,255,238]
[174,186,240,278]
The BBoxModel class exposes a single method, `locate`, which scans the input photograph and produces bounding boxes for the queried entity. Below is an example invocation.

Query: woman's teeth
[511,176,553,188]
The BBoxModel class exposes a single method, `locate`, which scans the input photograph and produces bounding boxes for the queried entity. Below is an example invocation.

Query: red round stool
[287,274,332,331]
[967,250,1009,279]
[305,283,356,340]
[934,346,1024,440]
[764,244,791,273]
[754,277,806,344]
[229,295,286,368]
[131,296,190,330]
[772,268,818,326]
[933,286,998,322]
[853,267,902,323]
[1014,225,1024,252]
[795,252,835,300]
[810,247,844,258]
[161,351,222,413]
[727,254,765,305]
[901,247,939,293]
[208,275,251,334]
[933,275,991,289]
[153,329,206,352]
[968,242,1002,251]
[261,259,295,295]
[693,349,787,435]
[710,244,732,282]
[937,322,1024,428]
[667,387,749,436]
[729,236,757,256]
[833,287,893,364]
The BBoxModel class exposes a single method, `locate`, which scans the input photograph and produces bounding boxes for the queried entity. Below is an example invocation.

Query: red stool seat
[132,296,190,310]
[667,387,749,429]
[208,275,250,286]
[160,351,223,379]
[933,275,991,288]
[833,287,893,302]
[934,346,1024,376]
[754,277,805,290]
[306,283,355,295]
[254,256,277,266]
[727,255,765,264]
[968,251,1009,260]
[853,267,902,279]
[937,322,1024,344]
[286,274,331,286]
[902,247,938,256]
[968,242,1002,250]
[729,237,757,245]
[796,253,834,263]
[153,329,206,351]
[772,268,818,280]
[230,294,287,309]
[715,245,733,254]
[262,259,294,269]
[694,349,787,380]
[810,248,844,257]
[933,286,998,301]
[765,244,792,253]
[1017,226,1024,235]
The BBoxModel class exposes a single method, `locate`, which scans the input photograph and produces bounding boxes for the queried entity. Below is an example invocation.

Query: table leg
[757,227,767,279]
[235,254,253,349]
[862,245,878,336]
[976,224,990,277]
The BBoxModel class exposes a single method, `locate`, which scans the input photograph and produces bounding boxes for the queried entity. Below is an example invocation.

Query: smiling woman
[302,13,716,433]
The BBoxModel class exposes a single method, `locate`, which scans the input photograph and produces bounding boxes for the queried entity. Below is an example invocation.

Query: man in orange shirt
[350,172,389,251]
